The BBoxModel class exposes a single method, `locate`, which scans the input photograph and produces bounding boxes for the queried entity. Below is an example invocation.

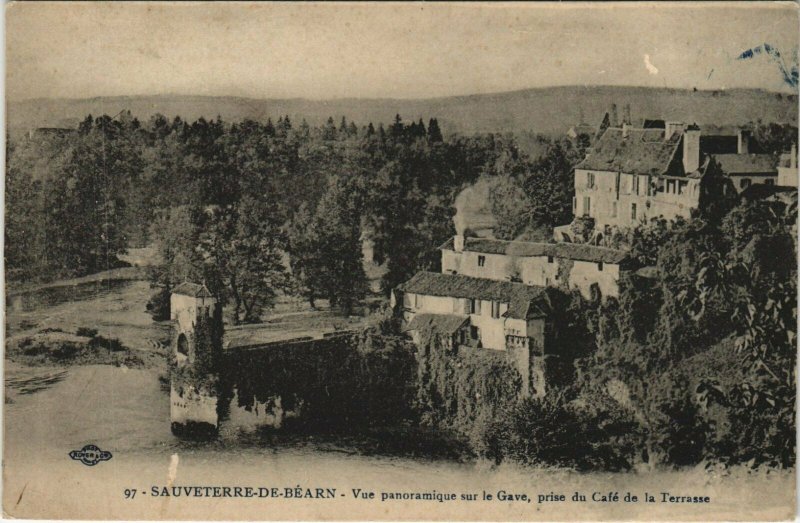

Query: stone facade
[440,236,629,299]
[572,168,702,230]
[170,283,222,436]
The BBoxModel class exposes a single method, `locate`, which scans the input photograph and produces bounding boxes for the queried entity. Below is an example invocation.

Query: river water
[3,280,795,520]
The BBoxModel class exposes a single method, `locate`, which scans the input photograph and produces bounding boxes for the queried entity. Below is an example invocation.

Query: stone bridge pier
[169,282,223,438]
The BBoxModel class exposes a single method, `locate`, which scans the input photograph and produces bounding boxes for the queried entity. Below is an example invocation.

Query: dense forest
[6,112,585,322]
[6,111,796,469]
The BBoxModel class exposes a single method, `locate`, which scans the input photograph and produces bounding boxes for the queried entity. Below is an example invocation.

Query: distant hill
[7,86,797,137]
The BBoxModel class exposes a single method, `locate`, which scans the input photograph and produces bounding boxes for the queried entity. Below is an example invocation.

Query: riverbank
[5,366,795,520]
[4,257,795,521]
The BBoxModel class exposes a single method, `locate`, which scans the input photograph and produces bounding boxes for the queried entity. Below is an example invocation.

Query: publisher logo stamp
[69,445,113,466]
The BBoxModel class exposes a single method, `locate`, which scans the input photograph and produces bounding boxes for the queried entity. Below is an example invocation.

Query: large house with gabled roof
[556,120,785,242]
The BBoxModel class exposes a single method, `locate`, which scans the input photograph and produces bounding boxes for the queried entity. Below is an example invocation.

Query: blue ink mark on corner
[69,444,113,466]
[737,43,798,88]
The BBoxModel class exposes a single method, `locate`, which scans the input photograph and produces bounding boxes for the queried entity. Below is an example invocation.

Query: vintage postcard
[3,1,798,520]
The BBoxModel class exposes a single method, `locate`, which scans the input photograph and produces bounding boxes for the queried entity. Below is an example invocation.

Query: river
[3,279,794,520]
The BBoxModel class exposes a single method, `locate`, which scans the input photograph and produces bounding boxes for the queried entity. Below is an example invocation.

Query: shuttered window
[491,301,501,318]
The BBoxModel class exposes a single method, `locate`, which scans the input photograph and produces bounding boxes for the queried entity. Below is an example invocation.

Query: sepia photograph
[3,1,798,520]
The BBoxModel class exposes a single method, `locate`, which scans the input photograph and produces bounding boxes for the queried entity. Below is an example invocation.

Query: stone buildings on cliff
[393,112,797,398]
[556,120,789,242]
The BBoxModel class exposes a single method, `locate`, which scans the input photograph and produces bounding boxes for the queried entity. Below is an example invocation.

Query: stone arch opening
[177,333,189,356]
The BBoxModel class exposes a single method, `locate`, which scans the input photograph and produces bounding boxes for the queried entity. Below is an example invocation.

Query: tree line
[7,111,574,323]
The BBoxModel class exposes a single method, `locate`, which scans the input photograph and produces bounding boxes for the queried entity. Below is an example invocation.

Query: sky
[6,2,799,101]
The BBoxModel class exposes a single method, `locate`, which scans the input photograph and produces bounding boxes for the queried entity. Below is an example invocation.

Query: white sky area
[6,2,799,101]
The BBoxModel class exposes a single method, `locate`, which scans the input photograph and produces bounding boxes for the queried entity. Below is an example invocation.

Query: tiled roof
[441,237,630,264]
[397,272,547,320]
[172,282,215,298]
[576,128,681,176]
[404,313,469,335]
[713,154,778,175]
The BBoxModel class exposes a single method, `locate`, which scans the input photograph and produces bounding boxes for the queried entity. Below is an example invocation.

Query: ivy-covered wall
[414,333,523,448]
[219,332,418,430]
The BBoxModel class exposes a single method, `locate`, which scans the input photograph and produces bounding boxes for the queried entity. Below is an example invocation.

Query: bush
[485,391,644,471]
[146,286,172,321]
[76,327,98,338]
[88,335,126,352]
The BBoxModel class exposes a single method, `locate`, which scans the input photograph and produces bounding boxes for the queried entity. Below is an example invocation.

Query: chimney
[683,124,701,174]
[665,121,685,140]
[738,129,751,154]
[454,234,465,252]
[622,122,632,138]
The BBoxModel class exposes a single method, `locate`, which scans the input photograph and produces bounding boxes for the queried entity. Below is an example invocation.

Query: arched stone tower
[169,282,223,437]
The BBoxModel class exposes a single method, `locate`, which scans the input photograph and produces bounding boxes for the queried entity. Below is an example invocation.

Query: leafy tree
[289,174,369,313]
[197,196,288,324]
[488,175,531,240]
[287,203,324,308]
[313,176,368,313]
[751,121,798,155]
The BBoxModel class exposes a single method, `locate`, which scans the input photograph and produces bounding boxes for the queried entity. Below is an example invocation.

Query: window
[632,175,639,195]
[491,301,501,319]
[469,299,481,315]
[611,201,618,218]
[470,326,480,340]
[740,178,751,190]
[587,172,595,188]
[477,255,486,267]
[583,196,591,216]
[547,255,554,264]
[678,181,687,195]
[597,262,604,271]
[572,197,577,213]
[631,203,637,220]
